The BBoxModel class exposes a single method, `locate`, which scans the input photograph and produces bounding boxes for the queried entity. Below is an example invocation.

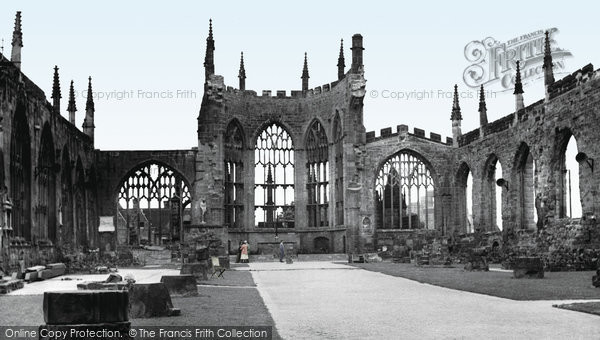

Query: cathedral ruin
[1,12,599,272]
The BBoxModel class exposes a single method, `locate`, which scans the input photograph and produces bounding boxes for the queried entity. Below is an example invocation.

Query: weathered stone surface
[77,281,128,291]
[181,262,208,281]
[593,270,600,288]
[39,263,66,280]
[160,275,198,296]
[43,291,129,324]
[128,283,179,318]
[513,257,544,279]
[0,279,24,294]
[39,322,132,340]
[105,273,123,283]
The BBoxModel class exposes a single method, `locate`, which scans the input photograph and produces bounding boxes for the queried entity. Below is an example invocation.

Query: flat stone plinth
[513,257,544,279]
[180,262,208,281]
[43,290,129,325]
[77,281,128,291]
[160,275,198,296]
[129,283,180,318]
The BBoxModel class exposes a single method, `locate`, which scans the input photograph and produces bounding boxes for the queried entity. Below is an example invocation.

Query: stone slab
[0,279,24,294]
[160,275,198,296]
[77,281,128,291]
[43,290,129,325]
[180,262,208,281]
[128,283,179,318]
[24,270,39,282]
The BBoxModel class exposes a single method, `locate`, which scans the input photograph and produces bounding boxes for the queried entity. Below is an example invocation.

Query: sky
[1,1,599,152]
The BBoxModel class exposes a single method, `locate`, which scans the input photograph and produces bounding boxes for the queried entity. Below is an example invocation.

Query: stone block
[39,264,66,280]
[77,281,128,291]
[43,290,129,324]
[181,262,208,281]
[24,270,39,282]
[160,275,198,296]
[0,279,24,294]
[513,257,544,279]
[39,322,131,340]
[128,283,180,318]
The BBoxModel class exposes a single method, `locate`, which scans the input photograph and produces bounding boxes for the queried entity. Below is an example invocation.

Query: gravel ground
[251,261,600,340]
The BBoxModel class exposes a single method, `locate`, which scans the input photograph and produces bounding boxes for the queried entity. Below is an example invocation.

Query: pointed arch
[254,122,295,229]
[482,154,503,231]
[74,157,87,248]
[513,142,536,230]
[332,113,344,226]
[456,162,473,233]
[305,119,329,227]
[224,119,245,229]
[116,161,192,245]
[553,129,581,218]
[375,149,436,230]
[61,146,74,249]
[37,123,57,242]
[87,165,98,248]
[10,104,32,240]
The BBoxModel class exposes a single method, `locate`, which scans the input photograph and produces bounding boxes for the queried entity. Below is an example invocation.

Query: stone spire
[83,76,95,141]
[301,52,309,92]
[478,84,488,126]
[543,31,555,97]
[204,19,215,82]
[451,84,462,147]
[11,11,23,69]
[67,80,77,125]
[450,84,462,121]
[350,34,364,73]
[514,60,524,112]
[51,66,61,114]
[238,52,246,91]
[337,39,345,80]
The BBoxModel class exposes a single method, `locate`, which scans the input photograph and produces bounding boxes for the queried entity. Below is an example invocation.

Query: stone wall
[0,57,97,270]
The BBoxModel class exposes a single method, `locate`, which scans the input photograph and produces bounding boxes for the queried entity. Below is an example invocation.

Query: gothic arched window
[37,124,56,242]
[254,123,295,229]
[11,106,31,240]
[375,151,435,229]
[224,120,245,229]
[117,162,191,245]
[306,120,329,227]
[332,115,344,226]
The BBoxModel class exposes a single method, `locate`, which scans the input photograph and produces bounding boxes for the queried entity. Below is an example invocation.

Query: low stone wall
[505,218,600,271]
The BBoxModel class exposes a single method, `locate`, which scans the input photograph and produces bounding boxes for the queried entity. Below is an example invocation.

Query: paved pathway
[250,261,600,340]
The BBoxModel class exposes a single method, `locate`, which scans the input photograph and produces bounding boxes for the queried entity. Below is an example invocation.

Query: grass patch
[351,262,600,301]
[554,302,600,316]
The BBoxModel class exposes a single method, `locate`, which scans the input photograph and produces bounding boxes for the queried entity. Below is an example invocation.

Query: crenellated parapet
[365,124,452,146]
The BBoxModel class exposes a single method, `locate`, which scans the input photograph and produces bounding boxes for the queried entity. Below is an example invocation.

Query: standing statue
[199,199,207,224]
